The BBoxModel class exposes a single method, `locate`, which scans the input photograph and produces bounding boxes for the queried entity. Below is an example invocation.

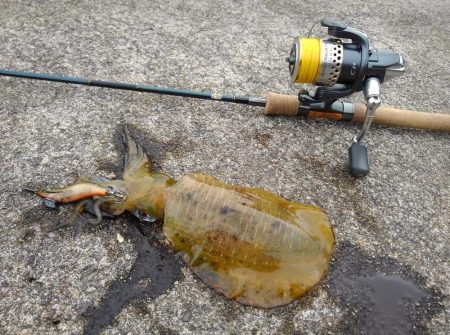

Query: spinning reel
[286,19,405,176]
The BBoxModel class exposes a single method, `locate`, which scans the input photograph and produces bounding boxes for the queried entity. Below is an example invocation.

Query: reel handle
[264,92,450,132]
[347,77,381,177]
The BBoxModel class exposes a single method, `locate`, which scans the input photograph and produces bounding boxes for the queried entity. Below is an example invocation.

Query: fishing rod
[4,67,447,130]
[1,19,449,177]
[0,68,267,107]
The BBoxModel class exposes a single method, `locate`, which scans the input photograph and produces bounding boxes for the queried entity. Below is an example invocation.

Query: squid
[31,126,335,308]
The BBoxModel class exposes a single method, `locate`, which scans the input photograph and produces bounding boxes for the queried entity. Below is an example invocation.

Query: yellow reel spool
[295,37,322,84]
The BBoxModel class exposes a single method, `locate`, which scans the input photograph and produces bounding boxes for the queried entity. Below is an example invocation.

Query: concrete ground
[0,0,449,334]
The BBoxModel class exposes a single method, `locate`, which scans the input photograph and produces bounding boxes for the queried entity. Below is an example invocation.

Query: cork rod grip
[264,92,299,116]
[352,103,450,131]
[264,92,450,132]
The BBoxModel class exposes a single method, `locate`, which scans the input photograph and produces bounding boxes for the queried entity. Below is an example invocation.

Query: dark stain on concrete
[83,218,183,335]
[325,242,445,335]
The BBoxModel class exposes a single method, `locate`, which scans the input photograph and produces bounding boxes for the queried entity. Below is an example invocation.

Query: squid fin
[123,125,153,180]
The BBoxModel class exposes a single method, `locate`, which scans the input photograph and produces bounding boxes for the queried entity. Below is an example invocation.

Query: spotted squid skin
[163,173,335,308]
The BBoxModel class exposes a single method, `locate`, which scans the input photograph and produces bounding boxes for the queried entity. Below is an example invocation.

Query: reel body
[287,19,405,176]
[287,19,404,101]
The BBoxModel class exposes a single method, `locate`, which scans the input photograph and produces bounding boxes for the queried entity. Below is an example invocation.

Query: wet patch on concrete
[82,218,183,335]
[326,242,445,335]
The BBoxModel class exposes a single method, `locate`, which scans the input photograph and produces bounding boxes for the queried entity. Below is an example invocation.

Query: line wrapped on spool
[297,38,321,84]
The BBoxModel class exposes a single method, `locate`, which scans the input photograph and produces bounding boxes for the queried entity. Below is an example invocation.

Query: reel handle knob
[349,142,370,177]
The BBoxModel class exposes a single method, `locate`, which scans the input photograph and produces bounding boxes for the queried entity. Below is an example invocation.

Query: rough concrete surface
[0,0,449,334]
